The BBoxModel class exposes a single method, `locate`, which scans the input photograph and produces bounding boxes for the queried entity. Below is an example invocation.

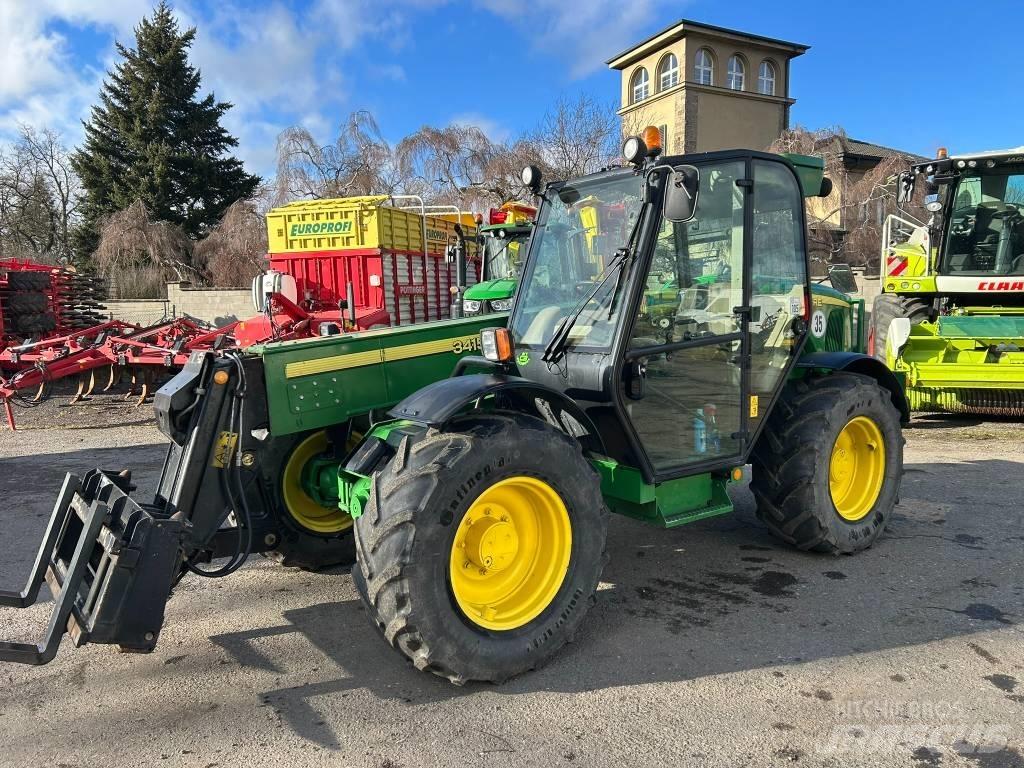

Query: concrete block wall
[105,282,252,328]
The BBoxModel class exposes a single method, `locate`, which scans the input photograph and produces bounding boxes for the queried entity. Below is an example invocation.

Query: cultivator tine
[103,364,121,392]
[125,368,140,401]
[32,380,50,403]
[135,368,153,407]
[84,370,97,398]
[70,374,88,404]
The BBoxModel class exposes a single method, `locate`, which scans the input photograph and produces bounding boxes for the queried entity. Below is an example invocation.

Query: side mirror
[924,194,943,213]
[827,263,859,295]
[897,172,915,206]
[818,176,834,198]
[663,165,700,223]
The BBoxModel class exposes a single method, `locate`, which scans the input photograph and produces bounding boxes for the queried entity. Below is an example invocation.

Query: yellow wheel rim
[829,416,886,522]
[449,476,572,631]
[281,431,353,535]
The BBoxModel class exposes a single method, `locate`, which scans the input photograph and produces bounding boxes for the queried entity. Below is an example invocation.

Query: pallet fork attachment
[0,470,184,665]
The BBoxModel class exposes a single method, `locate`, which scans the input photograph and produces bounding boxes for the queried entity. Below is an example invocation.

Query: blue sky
[1,0,1021,177]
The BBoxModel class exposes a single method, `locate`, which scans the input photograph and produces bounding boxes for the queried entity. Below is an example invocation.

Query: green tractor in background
[0,139,904,687]
[871,147,1024,415]
[461,202,535,317]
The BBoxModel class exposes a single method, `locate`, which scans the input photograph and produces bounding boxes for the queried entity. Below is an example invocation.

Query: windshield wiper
[541,210,646,365]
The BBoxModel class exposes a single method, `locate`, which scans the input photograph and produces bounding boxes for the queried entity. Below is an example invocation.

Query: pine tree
[72,2,259,260]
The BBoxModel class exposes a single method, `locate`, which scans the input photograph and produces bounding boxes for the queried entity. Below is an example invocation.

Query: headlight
[462,299,482,313]
[489,298,513,312]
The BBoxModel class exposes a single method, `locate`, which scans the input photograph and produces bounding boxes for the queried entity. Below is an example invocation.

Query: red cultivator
[0,317,238,429]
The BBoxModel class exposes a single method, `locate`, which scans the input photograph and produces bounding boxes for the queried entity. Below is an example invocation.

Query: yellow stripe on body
[285,349,384,378]
[284,335,479,378]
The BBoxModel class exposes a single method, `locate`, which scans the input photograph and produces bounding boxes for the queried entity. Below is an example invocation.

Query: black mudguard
[796,351,910,423]
[389,373,606,454]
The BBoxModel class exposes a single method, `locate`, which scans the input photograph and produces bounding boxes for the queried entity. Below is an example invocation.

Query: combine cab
[873,148,1024,415]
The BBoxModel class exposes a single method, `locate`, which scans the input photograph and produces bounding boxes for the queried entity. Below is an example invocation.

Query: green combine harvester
[872,147,1024,415]
[0,136,906,685]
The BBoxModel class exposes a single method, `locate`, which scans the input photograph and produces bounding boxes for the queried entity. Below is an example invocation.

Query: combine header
[873,147,1024,415]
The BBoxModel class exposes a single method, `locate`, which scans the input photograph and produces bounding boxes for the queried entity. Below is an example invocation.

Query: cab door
[620,157,809,480]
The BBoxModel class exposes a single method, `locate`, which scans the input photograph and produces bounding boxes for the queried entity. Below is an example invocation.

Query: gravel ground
[0,405,1021,768]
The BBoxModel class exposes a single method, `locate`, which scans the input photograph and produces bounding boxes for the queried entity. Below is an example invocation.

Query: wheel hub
[462,513,519,572]
[449,476,572,631]
[829,416,886,522]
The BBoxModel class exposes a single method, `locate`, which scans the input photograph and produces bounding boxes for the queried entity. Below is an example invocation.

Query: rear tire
[751,373,903,554]
[869,294,929,362]
[353,412,608,684]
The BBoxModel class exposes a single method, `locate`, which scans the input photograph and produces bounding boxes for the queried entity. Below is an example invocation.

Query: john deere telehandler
[0,133,906,685]
[872,147,1024,414]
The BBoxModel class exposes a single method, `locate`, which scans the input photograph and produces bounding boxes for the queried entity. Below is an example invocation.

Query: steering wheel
[952,216,974,235]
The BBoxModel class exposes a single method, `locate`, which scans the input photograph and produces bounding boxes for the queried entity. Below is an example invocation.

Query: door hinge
[735,178,754,189]
[733,305,753,317]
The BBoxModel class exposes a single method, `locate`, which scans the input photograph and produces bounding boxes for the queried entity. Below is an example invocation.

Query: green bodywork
[464,277,517,302]
[252,314,505,437]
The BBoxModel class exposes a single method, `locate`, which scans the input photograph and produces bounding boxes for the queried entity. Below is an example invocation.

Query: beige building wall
[609,20,806,155]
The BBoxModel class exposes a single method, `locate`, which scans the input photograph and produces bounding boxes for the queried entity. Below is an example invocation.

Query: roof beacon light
[936,147,948,159]
[641,126,663,156]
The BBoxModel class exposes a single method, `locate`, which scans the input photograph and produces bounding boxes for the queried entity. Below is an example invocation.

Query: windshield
[482,230,528,281]
[942,170,1024,275]
[510,172,645,350]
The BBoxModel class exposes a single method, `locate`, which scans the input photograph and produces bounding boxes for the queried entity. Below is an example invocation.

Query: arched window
[758,60,776,95]
[694,48,714,85]
[631,67,650,103]
[727,55,745,90]
[658,53,679,90]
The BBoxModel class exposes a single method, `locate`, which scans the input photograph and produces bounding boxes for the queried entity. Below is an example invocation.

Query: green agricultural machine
[872,147,1024,415]
[0,138,906,685]
[461,203,535,317]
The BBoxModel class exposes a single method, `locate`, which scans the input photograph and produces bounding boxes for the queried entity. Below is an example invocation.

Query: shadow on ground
[206,457,1023,748]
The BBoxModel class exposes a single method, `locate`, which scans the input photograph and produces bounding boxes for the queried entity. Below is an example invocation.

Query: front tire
[266,430,356,571]
[750,373,903,554]
[353,412,608,684]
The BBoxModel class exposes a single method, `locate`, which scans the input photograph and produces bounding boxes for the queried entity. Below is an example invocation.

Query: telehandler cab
[0,133,907,685]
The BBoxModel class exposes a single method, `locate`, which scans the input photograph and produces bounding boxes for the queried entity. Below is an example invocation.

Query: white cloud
[0,0,152,143]
[474,0,684,78]
[450,112,511,144]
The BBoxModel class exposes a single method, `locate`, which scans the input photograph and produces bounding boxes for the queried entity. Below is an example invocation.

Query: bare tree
[396,123,505,208]
[274,111,401,204]
[526,94,620,179]
[93,200,204,297]
[194,198,268,287]
[770,126,921,270]
[0,126,80,263]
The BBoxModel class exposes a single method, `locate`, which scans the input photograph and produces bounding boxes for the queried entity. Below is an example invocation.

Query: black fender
[389,374,606,454]
[796,351,910,423]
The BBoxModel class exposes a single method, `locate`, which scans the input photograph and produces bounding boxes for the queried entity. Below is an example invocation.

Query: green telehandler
[0,137,906,685]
